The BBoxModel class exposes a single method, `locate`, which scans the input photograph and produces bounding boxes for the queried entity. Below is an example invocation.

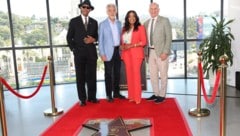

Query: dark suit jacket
[66,15,98,60]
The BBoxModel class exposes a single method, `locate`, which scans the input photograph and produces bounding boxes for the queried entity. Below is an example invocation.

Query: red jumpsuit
[121,25,147,104]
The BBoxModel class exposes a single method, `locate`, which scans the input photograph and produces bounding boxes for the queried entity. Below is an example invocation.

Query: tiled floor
[2,79,240,136]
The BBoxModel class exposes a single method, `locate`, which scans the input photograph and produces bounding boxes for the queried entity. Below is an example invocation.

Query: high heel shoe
[136,101,141,104]
[129,99,134,102]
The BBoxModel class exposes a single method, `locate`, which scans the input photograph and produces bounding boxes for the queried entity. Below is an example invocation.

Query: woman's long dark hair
[123,10,141,32]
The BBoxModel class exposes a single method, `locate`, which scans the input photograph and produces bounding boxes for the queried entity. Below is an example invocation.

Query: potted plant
[199,16,235,86]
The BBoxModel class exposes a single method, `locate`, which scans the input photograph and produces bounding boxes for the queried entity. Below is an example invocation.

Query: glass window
[10,0,49,47]
[169,42,185,77]
[0,50,16,88]
[53,47,75,83]
[187,0,220,39]
[118,0,150,23]
[154,0,184,40]
[186,0,220,78]
[0,0,227,89]
[224,0,228,18]
[90,0,115,23]
[186,41,199,77]
[16,49,50,88]
[49,0,80,45]
[0,0,12,48]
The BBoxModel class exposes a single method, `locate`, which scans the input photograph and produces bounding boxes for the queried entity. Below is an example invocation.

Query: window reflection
[10,0,49,47]
[0,50,16,87]
[186,42,199,77]
[49,0,79,45]
[118,0,149,23]
[169,42,185,77]
[154,0,184,40]
[53,47,75,83]
[16,49,50,87]
[186,0,220,78]
[91,0,115,22]
[0,0,223,88]
[0,0,11,48]
[187,0,220,39]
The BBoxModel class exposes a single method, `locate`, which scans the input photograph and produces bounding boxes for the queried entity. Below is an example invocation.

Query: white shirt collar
[81,15,88,23]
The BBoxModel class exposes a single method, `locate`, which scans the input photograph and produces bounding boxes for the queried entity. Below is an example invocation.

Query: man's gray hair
[106,3,117,10]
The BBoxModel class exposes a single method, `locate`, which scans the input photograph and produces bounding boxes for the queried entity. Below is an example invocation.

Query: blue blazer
[98,18,122,61]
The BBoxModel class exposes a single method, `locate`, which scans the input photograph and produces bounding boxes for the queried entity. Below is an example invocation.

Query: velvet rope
[0,65,48,99]
[198,62,221,104]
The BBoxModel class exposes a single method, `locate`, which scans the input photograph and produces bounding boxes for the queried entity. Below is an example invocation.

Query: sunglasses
[82,6,91,9]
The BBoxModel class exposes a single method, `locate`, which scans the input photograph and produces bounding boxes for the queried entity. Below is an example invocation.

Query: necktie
[84,17,88,30]
[150,19,154,46]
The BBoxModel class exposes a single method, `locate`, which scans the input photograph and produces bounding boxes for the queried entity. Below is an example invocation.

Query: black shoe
[113,94,126,99]
[88,99,100,103]
[107,97,114,102]
[154,97,165,104]
[146,95,157,101]
[79,101,86,106]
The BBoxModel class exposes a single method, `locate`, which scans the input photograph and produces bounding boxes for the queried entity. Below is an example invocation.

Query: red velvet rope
[198,62,221,104]
[0,65,48,99]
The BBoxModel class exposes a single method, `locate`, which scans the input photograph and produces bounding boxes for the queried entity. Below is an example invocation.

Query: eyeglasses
[82,6,91,9]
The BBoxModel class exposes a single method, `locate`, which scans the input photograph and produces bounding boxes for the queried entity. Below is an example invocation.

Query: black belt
[148,47,155,49]
[114,46,119,49]
[114,47,119,52]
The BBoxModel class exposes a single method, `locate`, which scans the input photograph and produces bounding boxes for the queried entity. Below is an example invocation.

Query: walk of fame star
[82,116,152,136]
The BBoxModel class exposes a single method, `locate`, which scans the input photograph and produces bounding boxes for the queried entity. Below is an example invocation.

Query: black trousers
[104,47,121,98]
[73,47,97,102]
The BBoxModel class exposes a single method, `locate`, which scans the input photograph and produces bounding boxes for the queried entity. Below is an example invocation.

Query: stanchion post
[0,78,8,136]
[219,55,227,136]
[44,56,64,116]
[189,51,210,117]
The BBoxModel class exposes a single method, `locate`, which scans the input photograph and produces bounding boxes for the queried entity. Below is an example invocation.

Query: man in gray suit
[144,2,172,104]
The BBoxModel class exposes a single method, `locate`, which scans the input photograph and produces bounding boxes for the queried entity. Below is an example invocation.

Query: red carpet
[40,98,192,136]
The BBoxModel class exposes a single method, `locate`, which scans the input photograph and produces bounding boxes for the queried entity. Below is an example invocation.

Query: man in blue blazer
[98,4,125,102]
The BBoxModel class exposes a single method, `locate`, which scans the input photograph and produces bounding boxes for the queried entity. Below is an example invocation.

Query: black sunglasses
[82,6,91,9]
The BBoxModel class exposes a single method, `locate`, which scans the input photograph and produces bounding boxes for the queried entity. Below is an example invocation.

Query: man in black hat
[66,0,98,106]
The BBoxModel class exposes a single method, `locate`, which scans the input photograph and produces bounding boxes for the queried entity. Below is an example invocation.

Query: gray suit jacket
[144,16,172,57]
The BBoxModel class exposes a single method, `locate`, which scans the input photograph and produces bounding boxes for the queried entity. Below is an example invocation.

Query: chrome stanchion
[189,51,210,117]
[219,55,227,136]
[0,77,8,136]
[44,56,64,116]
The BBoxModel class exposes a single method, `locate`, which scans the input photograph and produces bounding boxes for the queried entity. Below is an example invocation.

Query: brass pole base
[188,108,210,117]
[44,108,64,116]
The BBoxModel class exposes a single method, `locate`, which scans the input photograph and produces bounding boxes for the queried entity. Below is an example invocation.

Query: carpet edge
[172,98,193,136]
[39,102,79,136]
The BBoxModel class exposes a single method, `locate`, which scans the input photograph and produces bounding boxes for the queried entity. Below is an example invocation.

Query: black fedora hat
[78,0,94,10]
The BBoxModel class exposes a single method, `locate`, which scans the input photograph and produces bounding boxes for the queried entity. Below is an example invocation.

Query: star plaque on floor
[82,116,152,136]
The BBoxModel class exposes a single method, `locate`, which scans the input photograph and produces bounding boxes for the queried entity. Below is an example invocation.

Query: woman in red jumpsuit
[120,10,147,104]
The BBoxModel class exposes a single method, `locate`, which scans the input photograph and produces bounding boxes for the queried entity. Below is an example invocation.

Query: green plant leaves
[199,16,234,75]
